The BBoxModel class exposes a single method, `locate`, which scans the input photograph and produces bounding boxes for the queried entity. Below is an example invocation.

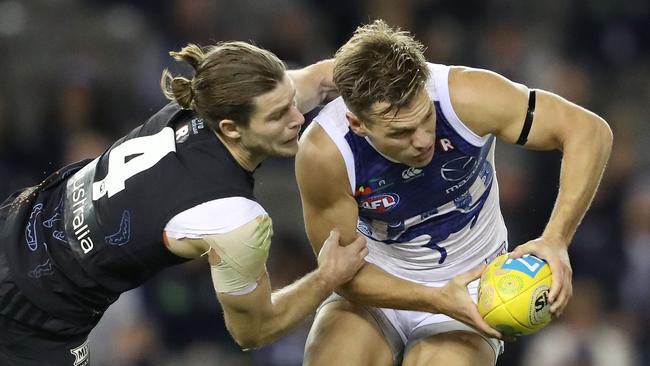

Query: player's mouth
[283,134,299,145]
[283,126,302,145]
[414,144,434,160]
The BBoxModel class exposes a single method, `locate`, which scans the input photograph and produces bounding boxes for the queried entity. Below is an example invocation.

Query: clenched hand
[316,230,368,290]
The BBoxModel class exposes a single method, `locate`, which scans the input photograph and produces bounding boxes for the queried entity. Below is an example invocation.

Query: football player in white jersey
[296,20,612,365]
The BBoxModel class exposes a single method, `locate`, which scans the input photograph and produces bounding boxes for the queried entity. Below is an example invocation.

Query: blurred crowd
[0,0,648,365]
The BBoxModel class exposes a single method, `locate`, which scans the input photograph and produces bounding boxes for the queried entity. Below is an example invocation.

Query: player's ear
[346,112,368,136]
[218,119,241,139]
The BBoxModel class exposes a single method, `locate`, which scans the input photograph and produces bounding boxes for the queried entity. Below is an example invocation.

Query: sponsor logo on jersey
[360,193,400,212]
[357,220,373,237]
[70,173,95,254]
[175,123,190,143]
[369,176,388,185]
[355,185,373,196]
[356,177,395,197]
[441,156,476,182]
[401,167,423,180]
[369,176,394,192]
[191,118,205,134]
[70,339,90,366]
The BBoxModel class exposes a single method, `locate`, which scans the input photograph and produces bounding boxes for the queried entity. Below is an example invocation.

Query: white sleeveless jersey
[313,63,508,283]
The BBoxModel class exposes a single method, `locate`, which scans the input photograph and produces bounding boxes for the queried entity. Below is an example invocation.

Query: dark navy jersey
[314,63,507,282]
[346,103,496,253]
[3,102,256,330]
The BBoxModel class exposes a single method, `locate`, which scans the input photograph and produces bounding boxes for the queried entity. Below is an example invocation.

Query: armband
[516,89,536,145]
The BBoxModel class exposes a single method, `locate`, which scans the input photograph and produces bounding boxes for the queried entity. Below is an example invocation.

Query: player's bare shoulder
[448,66,514,111]
[296,121,351,202]
[448,66,528,137]
[298,122,339,163]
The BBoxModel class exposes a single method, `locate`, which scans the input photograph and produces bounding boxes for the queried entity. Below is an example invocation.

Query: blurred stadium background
[1,0,648,365]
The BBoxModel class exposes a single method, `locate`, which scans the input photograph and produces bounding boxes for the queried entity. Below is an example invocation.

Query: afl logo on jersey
[360,193,400,212]
[441,156,476,182]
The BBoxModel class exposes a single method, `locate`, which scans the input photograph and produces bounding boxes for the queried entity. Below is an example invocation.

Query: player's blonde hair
[160,42,285,131]
[334,20,429,122]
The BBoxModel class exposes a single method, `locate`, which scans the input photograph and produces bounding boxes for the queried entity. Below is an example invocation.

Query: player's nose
[288,106,305,129]
[412,127,433,150]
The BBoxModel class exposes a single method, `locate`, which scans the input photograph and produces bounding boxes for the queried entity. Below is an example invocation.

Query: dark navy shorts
[0,315,90,366]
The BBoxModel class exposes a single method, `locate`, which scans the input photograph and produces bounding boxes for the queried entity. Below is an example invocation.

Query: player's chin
[273,144,299,157]
[402,150,434,167]
[408,155,433,168]
[410,161,430,168]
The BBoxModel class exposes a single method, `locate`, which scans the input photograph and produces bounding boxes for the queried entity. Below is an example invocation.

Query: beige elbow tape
[204,214,273,293]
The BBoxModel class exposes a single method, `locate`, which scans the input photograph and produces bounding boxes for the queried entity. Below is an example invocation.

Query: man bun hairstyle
[161,42,286,132]
[161,44,204,109]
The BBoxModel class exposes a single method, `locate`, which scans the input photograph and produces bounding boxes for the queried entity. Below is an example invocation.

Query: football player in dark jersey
[0,41,367,365]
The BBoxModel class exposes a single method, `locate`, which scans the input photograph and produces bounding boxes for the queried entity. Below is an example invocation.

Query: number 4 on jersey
[93,128,176,200]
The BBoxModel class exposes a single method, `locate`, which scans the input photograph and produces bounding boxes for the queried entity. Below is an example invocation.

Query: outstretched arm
[215,229,366,349]
[164,219,367,349]
[450,66,613,316]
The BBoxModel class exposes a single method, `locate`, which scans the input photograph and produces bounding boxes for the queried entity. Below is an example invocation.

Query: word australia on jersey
[314,63,508,282]
[4,103,256,331]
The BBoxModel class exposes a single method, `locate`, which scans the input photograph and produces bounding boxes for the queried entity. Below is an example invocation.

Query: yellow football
[477,254,552,337]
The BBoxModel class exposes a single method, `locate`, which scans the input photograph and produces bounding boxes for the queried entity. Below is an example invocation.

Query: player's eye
[389,130,411,138]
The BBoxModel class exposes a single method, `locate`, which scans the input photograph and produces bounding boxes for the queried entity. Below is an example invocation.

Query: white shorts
[318,279,504,365]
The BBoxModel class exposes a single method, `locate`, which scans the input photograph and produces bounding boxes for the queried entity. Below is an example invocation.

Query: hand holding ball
[478,254,552,337]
